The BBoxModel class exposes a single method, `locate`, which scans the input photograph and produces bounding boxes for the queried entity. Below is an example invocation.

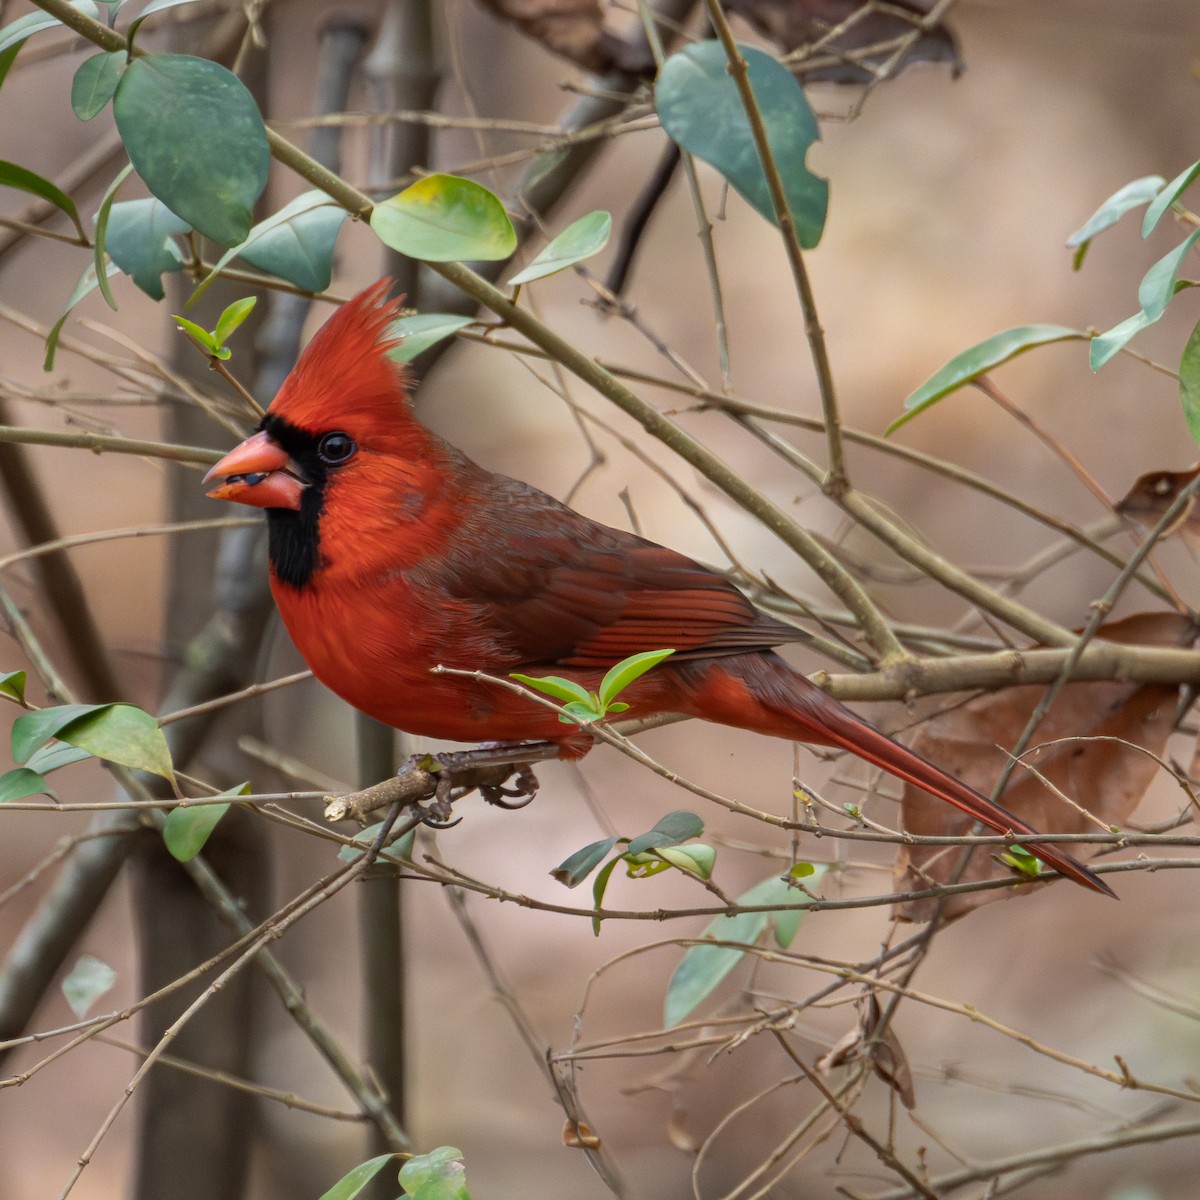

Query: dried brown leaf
[1114,464,1200,544]
[727,0,962,84]
[562,1117,602,1149]
[816,993,916,1109]
[897,612,1191,921]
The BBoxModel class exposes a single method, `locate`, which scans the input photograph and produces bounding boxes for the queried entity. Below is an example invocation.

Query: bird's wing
[424,475,811,670]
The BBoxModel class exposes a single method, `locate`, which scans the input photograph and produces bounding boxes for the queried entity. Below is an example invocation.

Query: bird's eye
[318,432,356,466]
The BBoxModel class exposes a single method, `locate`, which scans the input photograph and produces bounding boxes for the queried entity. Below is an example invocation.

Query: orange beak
[203,430,306,511]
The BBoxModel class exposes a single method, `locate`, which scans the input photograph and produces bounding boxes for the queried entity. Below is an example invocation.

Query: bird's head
[204,280,434,589]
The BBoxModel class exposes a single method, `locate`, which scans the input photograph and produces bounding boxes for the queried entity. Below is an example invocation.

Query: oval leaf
[509,673,593,705]
[113,54,269,246]
[163,786,245,861]
[0,767,52,803]
[551,837,620,887]
[59,703,174,780]
[1066,175,1165,249]
[72,51,123,121]
[370,174,517,263]
[1137,227,1200,321]
[888,325,1084,433]
[12,703,108,761]
[655,843,716,880]
[657,41,827,248]
[105,197,190,299]
[664,872,819,1027]
[507,210,612,285]
[62,954,116,1018]
[1143,159,1200,238]
[238,202,345,291]
[626,809,703,856]
[1090,309,1155,371]
[389,313,474,362]
[26,742,92,773]
[397,1146,470,1200]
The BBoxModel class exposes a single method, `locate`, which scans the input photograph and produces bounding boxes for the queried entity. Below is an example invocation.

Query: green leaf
[0,160,84,239]
[128,0,207,39]
[237,196,345,292]
[163,785,246,861]
[317,1154,398,1200]
[626,810,704,856]
[509,673,593,706]
[551,837,621,887]
[0,2,99,55]
[71,51,123,121]
[25,742,92,773]
[12,703,107,761]
[1180,318,1200,449]
[887,325,1084,433]
[388,313,474,362]
[1138,228,1200,321]
[44,260,121,371]
[1066,175,1165,253]
[0,43,23,94]
[656,41,827,248]
[597,648,675,709]
[0,670,26,704]
[1089,309,1155,371]
[663,871,822,1027]
[173,314,220,354]
[93,162,135,312]
[1143,159,1200,238]
[0,767,52,802]
[772,864,826,947]
[59,704,174,781]
[998,843,1043,879]
[398,1146,471,1200]
[113,54,269,247]
[62,954,116,1018]
[507,210,612,285]
[337,822,416,864]
[591,856,621,935]
[191,191,341,305]
[105,197,190,299]
[370,174,517,263]
[655,843,715,880]
[213,296,256,345]
[559,698,602,724]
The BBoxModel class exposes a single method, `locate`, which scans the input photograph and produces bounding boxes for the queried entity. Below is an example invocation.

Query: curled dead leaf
[562,1117,602,1150]
[1115,464,1200,544]
[815,993,915,1109]
[897,612,1192,921]
[727,0,961,84]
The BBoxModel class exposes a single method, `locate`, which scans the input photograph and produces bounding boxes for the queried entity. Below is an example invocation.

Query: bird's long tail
[668,652,1113,897]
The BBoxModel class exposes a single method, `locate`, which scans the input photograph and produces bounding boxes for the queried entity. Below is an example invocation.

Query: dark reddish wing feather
[429,469,811,669]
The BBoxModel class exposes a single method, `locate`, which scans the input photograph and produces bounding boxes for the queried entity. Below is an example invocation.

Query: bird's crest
[269,279,412,432]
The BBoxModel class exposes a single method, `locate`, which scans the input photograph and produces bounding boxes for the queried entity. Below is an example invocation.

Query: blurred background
[1,0,1199,1197]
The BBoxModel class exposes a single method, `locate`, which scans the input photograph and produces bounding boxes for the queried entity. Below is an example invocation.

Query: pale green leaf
[551,837,621,887]
[162,785,246,861]
[12,703,106,761]
[1090,309,1156,371]
[509,673,592,705]
[105,197,189,299]
[1066,176,1165,250]
[370,174,516,263]
[507,210,612,285]
[1180,317,1200,449]
[1143,159,1200,237]
[0,669,26,704]
[398,1146,471,1200]
[888,325,1084,433]
[388,313,474,362]
[93,162,135,312]
[598,648,674,709]
[0,767,52,803]
[1137,228,1200,321]
[317,1154,398,1200]
[0,2,99,55]
[44,260,121,370]
[62,954,116,1018]
[59,704,173,780]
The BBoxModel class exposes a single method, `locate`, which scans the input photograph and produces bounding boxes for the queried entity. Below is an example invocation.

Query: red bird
[204,281,1110,897]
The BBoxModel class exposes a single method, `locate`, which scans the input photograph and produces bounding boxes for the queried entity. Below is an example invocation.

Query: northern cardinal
[204,281,1110,896]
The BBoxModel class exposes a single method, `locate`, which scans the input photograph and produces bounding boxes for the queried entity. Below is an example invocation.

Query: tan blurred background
[2,0,1200,1197]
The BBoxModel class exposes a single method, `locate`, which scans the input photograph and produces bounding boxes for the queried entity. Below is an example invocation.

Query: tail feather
[671,653,1114,898]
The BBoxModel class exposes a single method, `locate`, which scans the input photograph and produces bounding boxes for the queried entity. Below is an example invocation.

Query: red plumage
[204,282,1111,898]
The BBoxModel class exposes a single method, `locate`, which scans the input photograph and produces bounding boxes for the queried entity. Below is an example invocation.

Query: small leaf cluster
[511,648,675,726]
[0,670,175,802]
[552,809,716,936]
[319,1146,471,1200]
[174,297,256,360]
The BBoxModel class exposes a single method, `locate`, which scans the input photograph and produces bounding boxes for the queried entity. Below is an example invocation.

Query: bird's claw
[420,766,462,828]
[480,764,538,810]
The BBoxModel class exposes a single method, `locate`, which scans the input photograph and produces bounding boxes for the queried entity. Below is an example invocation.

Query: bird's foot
[479,763,538,810]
